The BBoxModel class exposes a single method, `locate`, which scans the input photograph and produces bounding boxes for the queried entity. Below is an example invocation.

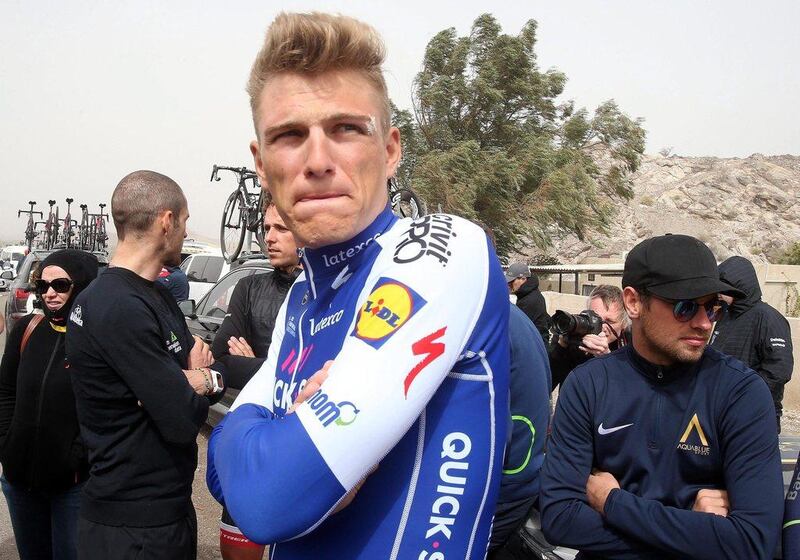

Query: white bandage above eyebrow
[365,116,377,136]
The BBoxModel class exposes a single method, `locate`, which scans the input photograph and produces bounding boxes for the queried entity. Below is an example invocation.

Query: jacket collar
[625,345,702,384]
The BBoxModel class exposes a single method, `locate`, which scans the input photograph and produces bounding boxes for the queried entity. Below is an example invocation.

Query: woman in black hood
[0,249,99,560]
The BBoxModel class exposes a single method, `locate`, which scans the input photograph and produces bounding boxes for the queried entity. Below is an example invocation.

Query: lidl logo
[677,413,710,456]
[353,277,426,349]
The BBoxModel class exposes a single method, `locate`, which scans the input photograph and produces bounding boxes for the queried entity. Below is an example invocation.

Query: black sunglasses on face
[35,278,73,295]
[652,294,728,323]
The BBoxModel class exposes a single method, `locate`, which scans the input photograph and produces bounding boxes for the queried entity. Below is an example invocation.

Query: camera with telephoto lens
[551,309,603,338]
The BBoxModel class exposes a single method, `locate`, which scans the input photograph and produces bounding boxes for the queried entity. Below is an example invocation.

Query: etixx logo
[352,277,426,349]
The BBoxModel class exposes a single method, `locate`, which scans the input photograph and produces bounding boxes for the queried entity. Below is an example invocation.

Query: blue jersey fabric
[540,345,783,559]
[207,207,510,559]
[785,452,800,557]
[490,304,551,548]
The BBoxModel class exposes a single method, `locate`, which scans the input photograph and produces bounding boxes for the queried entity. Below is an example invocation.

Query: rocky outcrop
[547,153,800,263]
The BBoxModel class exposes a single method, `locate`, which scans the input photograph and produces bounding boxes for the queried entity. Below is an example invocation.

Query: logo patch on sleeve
[352,277,426,349]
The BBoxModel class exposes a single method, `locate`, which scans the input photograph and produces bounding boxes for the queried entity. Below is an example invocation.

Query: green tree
[397,14,646,257]
[779,242,800,265]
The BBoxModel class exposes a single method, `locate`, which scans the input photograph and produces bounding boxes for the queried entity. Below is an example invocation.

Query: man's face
[250,70,401,249]
[264,204,299,271]
[588,297,625,344]
[508,277,526,293]
[629,290,716,366]
[164,206,188,267]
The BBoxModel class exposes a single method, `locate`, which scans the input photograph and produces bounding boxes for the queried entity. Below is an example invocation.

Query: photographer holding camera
[548,285,630,390]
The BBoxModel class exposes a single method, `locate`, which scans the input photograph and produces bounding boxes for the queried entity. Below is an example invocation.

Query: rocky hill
[547,153,800,263]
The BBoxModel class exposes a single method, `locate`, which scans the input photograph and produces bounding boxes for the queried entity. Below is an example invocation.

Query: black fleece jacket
[710,256,794,431]
[0,314,89,494]
[514,276,551,343]
[211,267,298,390]
[66,267,223,527]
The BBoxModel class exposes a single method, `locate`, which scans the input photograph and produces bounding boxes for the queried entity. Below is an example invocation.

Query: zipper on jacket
[648,368,663,449]
[28,334,63,490]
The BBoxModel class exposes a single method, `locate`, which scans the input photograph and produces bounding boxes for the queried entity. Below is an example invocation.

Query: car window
[202,256,224,284]
[198,268,255,318]
[186,256,208,282]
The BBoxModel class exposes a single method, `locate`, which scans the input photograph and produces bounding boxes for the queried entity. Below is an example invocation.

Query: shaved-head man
[67,170,226,560]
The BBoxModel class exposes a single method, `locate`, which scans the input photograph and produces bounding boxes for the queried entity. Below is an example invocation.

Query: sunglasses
[652,295,728,323]
[35,278,73,295]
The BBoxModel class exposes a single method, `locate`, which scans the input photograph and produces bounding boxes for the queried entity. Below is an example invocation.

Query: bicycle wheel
[391,188,424,219]
[220,191,246,263]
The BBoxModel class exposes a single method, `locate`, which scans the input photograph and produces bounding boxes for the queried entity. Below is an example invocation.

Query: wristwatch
[209,369,224,394]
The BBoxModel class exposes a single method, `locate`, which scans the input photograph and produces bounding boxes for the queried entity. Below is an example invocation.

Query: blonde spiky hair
[247,12,391,135]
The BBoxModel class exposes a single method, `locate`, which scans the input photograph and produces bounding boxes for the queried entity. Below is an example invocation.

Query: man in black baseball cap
[540,234,783,558]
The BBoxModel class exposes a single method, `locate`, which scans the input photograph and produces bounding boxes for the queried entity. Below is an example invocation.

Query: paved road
[0,293,225,560]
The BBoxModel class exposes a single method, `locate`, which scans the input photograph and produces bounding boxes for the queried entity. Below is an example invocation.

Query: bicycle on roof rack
[60,197,76,248]
[212,165,267,263]
[42,200,60,250]
[77,203,109,253]
[18,201,43,252]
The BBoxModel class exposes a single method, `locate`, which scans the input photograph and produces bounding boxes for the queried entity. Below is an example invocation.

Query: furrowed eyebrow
[262,113,374,139]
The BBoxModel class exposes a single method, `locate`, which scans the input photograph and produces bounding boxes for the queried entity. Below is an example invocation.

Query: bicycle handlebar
[210,164,257,183]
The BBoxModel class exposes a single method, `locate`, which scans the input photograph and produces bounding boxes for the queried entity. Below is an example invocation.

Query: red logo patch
[404,327,447,397]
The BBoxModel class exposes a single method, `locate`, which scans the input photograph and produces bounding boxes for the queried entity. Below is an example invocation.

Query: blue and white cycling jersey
[207,206,510,559]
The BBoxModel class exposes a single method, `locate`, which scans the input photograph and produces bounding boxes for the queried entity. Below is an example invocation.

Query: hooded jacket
[0,249,99,494]
[514,275,551,343]
[710,256,793,430]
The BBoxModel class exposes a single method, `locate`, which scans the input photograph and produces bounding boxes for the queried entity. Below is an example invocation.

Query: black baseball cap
[622,234,745,300]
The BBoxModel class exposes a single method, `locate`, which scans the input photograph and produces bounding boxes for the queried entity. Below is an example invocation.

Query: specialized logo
[322,232,381,268]
[166,330,182,353]
[352,277,426,349]
[677,413,710,456]
[69,305,84,327]
[419,432,472,558]
[404,327,447,397]
[306,389,359,427]
[597,422,633,435]
[393,214,456,267]
[310,309,344,336]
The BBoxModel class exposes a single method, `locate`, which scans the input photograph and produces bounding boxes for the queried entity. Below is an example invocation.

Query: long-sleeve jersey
[207,206,510,559]
[540,345,783,559]
[490,304,551,548]
[786,452,800,557]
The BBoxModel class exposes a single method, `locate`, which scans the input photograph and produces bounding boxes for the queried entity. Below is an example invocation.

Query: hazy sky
[2,0,798,244]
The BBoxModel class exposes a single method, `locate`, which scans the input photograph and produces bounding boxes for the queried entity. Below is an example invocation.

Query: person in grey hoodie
[710,256,794,432]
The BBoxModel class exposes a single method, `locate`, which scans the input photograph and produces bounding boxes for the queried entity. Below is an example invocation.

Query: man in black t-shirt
[67,170,225,560]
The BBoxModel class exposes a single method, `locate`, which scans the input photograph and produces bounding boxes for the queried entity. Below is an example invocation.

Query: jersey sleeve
[784,451,800,557]
[210,216,510,545]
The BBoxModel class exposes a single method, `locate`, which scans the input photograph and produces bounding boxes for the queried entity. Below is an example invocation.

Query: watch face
[212,370,224,392]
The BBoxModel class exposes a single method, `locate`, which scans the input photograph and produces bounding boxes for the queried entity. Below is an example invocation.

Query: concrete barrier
[542,291,800,409]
